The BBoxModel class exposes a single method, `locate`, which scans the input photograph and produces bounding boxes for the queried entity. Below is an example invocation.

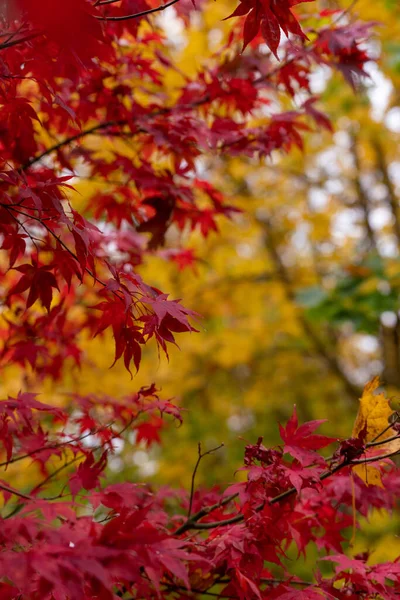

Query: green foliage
[299,256,400,334]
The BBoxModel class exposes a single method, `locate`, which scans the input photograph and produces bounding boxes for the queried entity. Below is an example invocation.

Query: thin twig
[0,427,110,469]
[372,137,400,248]
[367,433,400,448]
[175,493,238,536]
[187,442,224,518]
[332,0,359,25]
[350,448,400,464]
[95,0,181,21]
[0,33,39,51]
[0,483,35,502]
[95,0,120,5]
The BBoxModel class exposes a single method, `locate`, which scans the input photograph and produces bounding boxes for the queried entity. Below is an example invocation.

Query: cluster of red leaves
[226,0,311,55]
[0,0,373,375]
[0,390,399,599]
[0,2,395,600]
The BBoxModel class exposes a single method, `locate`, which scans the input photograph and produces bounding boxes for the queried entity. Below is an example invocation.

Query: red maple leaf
[279,407,336,465]
[226,0,311,53]
[9,263,59,312]
[69,451,108,496]
[136,417,164,447]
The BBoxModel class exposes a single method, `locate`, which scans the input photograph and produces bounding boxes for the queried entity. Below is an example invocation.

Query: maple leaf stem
[95,0,181,21]
[38,416,136,496]
[263,577,313,587]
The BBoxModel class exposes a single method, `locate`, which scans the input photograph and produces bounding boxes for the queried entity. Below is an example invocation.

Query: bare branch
[350,133,379,252]
[372,137,400,247]
[188,442,224,518]
[95,0,181,21]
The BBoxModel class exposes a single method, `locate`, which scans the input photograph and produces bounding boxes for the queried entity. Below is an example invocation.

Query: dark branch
[188,442,224,518]
[95,0,181,21]
[175,429,400,533]
[0,33,39,51]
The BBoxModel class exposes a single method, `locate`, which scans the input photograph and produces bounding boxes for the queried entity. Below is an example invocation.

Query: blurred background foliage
[1,0,400,569]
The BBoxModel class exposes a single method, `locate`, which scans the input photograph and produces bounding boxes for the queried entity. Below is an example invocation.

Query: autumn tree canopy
[0,0,400,598]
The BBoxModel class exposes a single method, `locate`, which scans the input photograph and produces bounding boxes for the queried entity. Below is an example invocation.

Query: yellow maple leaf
[352,376,400,487]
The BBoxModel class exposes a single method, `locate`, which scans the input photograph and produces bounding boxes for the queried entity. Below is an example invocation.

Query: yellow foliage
[351,510,400,563]
[352,377,400,487]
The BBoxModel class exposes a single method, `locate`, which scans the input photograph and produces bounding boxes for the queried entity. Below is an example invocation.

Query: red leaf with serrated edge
[0,3,393,599]
[9,264,59,312]
[243,8,260,51]
[279,407,336,465]
[224,0,253,20]
[260,12,281,58]
[136,417,163,447]
[120,326,143,377]
[1,233,26,268]
[235,569,262,600]
[229,0,309,51]
[69,451,108,496]
[54,248,83,290]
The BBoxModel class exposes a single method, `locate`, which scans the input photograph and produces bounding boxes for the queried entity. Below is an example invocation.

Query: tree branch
[21,119,129,170]
[350,134,379,252]
[372,137,400,248]
[95,0,181,21]
[0,483,35,502]
[175,427,400,533]
[0,33,39,51]
[258,215,360,400]
[188,443,224,518]
[0,425,113,469]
